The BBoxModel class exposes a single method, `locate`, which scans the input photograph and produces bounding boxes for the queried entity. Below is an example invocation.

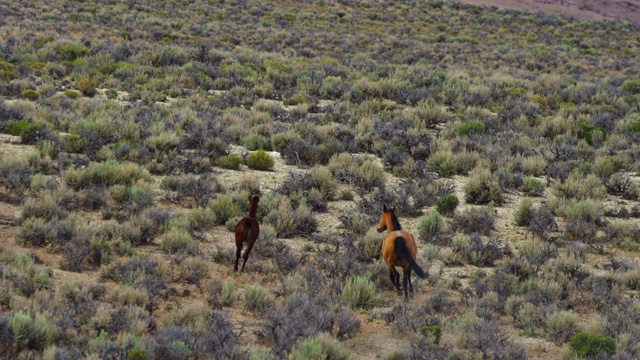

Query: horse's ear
[392,206,396,213]
[383,204,387,212]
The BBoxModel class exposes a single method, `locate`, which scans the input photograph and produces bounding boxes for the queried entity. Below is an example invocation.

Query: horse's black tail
[394,237,426,278]
[242,219,251,242]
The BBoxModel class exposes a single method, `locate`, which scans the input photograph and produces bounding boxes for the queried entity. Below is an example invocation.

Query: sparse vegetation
[1,1,640,359]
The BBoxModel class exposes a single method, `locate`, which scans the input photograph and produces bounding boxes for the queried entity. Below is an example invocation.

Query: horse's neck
[248,203,258,218]
[386,220,398,232]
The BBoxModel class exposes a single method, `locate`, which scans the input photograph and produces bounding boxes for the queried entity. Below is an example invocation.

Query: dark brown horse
[377,205,426,299]
[234,195,260,272]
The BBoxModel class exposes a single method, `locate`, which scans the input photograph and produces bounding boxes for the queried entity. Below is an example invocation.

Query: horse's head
[377,205,395,233]
[248,195,260,217]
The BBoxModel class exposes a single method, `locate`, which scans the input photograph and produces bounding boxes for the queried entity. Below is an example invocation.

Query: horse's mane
[390,211,402,230]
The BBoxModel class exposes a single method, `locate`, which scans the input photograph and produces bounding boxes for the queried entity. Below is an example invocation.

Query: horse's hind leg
[388,269,396,290]
[402,269,409,300]
[406,267,414,293]
[240,241,255,272]
[393,268,401,292]
[388,267,401,292]
[234,242,243,272]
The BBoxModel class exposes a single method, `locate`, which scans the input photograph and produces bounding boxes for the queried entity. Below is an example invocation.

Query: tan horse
[234,195,260,272]
[377,205,426,299]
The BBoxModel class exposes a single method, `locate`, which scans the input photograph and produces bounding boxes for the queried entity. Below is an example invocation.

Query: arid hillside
[456,0,640,23]
[1,1,640,360]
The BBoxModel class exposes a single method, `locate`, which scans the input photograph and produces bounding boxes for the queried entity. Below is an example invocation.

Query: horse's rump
[393,236,425,278]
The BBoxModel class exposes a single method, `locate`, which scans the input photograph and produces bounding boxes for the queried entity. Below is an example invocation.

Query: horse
[377,205,426,299]
[234,195,260,272]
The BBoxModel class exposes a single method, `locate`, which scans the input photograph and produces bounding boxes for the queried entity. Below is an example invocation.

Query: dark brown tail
[394,237,426,278]
[242,219,251,242]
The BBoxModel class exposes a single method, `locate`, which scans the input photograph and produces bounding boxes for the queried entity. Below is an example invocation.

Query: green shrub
[420,325,443,345]
[343,213,368,236]
[208,194,240,225]
[60,43,89,61]
[418,210,443,240]
[4,120,48,145]
[88,330,110,354]
[242,133,270,151]
[621,79,640,95]
[9,311,52,352]
[629,118,640,133]
[271,131,299,153]
[21,89,40,100]
[427,151,457,177]
[109,184,129,203]
[577,122,606,146]
[216,154,243,169]
[77,76,98,97]
[384,350,408,360]
[0,60,18,82]
[283,93,307,106]
[358,228,384,261]
[514,198,534,227]
[186,207,216,231]
[545,310,576,345]
[221,279,235,306]
[37,139,57,158]
[64,89,82,99]
[127,347,148,360]
[63,160,150,189]
[144,131,180,152]
[435,194,459,216]
[519,176,545,196]
[569,332,616,358]
[246,149,274,170]
[160,228,194,254]
[105,89,118,99]
[4,120,31,135]
[242,283,270,312]
[309,166,337,200]
[352,159,385,189]
[16,217,53,247]
[554,173,606,200]
[341,275,379,310]
[566,200,601,222]
[289,332,351,360]
[455,120,485,137]
[19,122,49,145]
[63,133,85,153]
[170,340,191,360]
[339,189,354,201]
[464,168,503,205]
